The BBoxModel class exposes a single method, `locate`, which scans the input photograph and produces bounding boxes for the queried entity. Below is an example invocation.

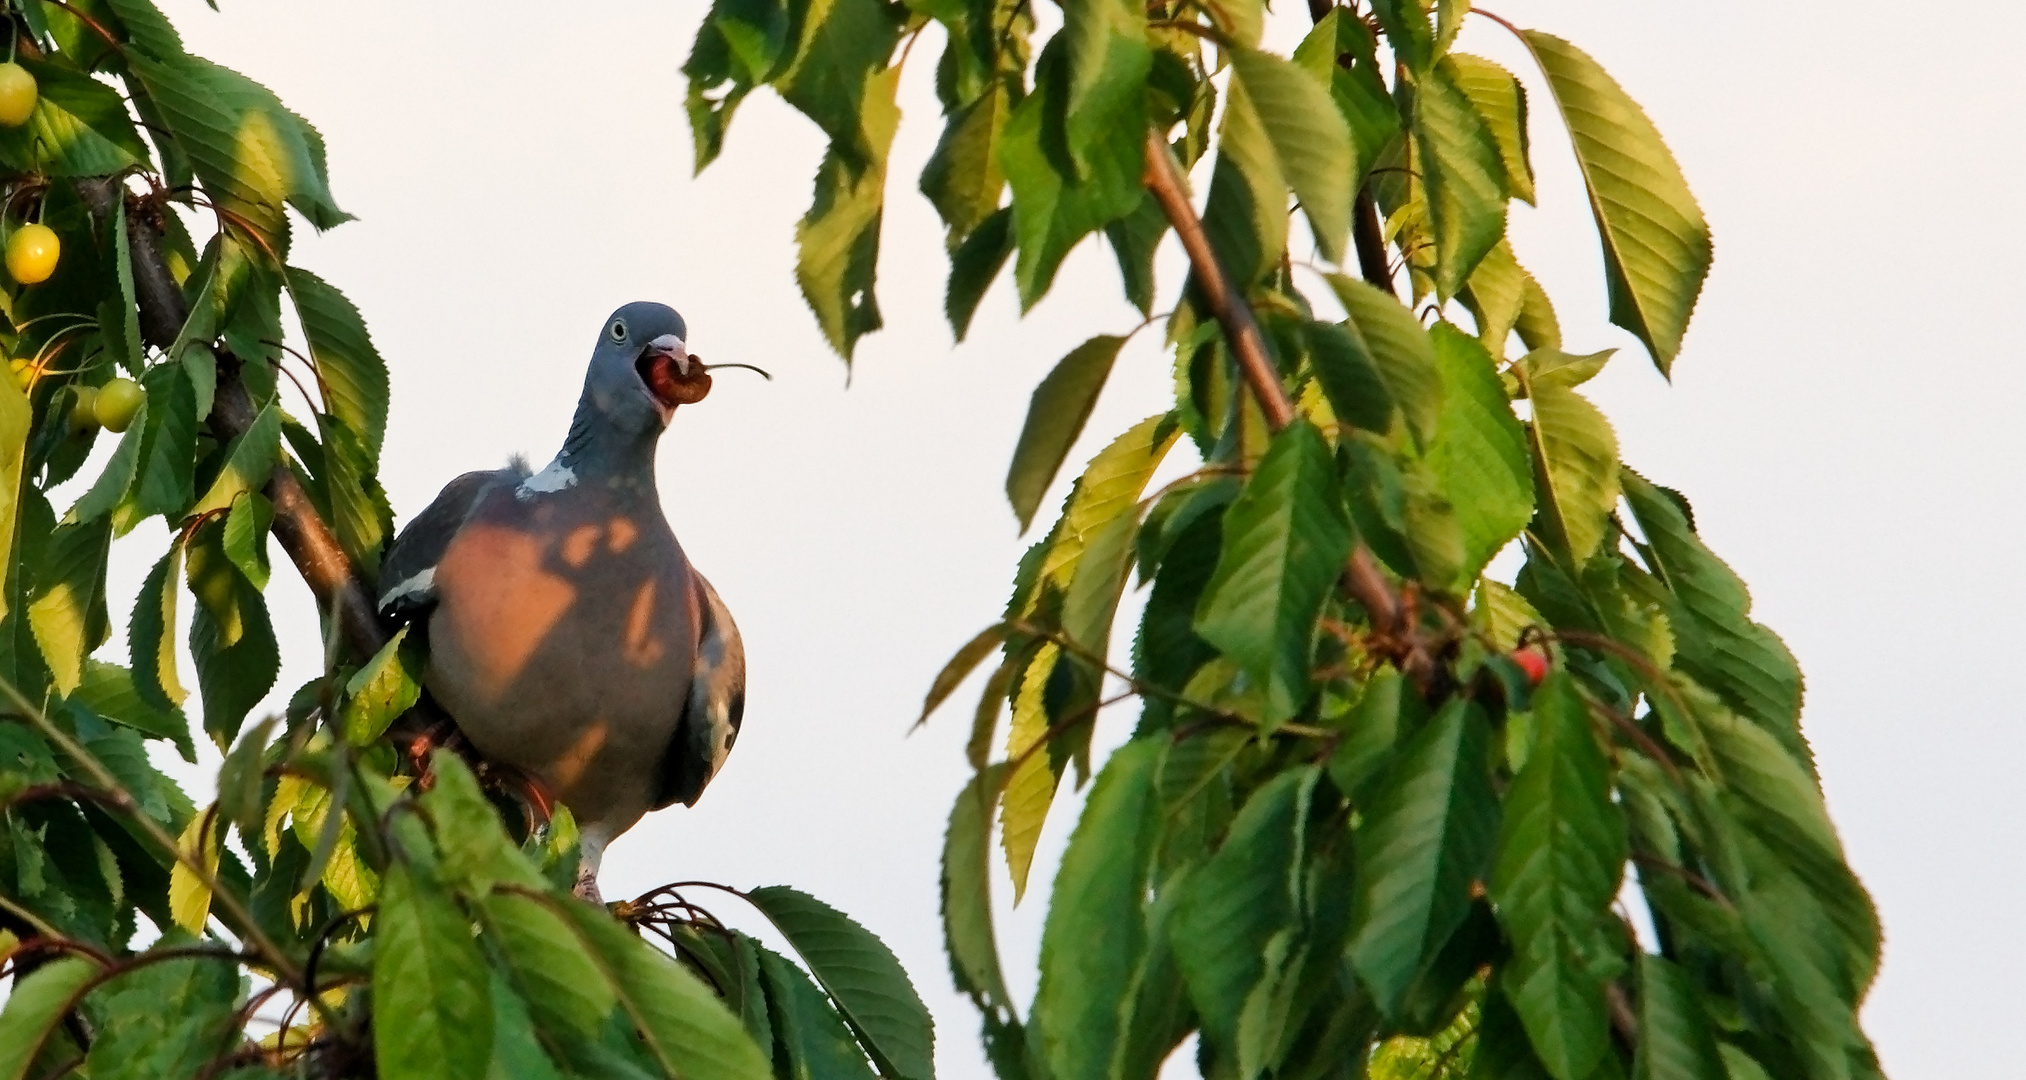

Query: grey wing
[652,572,746,810]
[376,466,522,624]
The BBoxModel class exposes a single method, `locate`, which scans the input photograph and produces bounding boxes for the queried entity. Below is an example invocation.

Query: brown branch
[1352,190,1394,296]
[74,180,388,665]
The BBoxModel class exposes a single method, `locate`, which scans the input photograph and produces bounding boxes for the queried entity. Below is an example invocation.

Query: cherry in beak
[638,334,711,411]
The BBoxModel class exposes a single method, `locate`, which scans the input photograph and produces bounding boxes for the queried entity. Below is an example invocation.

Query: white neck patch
[516,457,577,500]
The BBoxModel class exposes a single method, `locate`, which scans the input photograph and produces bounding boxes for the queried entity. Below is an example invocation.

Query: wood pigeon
[376,302,745,900]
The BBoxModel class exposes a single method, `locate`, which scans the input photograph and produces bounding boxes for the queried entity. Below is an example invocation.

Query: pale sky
[98,2,2026,1075]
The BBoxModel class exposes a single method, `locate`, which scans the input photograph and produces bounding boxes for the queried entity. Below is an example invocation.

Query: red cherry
[1510,647,1549,686]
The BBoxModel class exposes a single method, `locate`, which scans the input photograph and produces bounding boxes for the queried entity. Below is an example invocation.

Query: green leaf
[67,402,147,527]
[709,0,793,85]
[1229,47,1354,263]
[1518,31,1710,373]
[28,518,113,695]
[1448,54,1534,204]
[1006,335,1127,532]
[744,886,935,1080]
[481,891,618,1040]
[288,268,390,458]
[1370,0,1436,72]
[1292,11,1401,189]
[1461,239,1526,355]
[1326,275,1443,447]
[127,52,351,241]
[920,624,1007,728]
[0,370,32,625]
[796,66,900,361]
[316,412,394,574]
[0,956,100,1080]
[1060,0,1150,178]
[561,900,778,1080]
[374,863,495,1080]
[101,0,185,58]
[1347,701,1499,1013]
[1169,766,1315,1050]
[1522,347,1616,392]
[1622,472,1805,766]
[221,490,273,590]
[775,0,905,168]
[1526,382,1620,564]
[1423,324,1533,589]
[1304,319,1395,433]
[1060,506,1138,663]
[943,764,1014,1009]
[757,946,881,1080]
[128,360,199,525]
[84,943,240,1080]
[999,42,1146,307]
[1194,421,1353,724]
[340,625,423,746]
[0,61,148,177]
[922,80,1012,246]
[127,543,187,711]
[1202,68,1286,288]
[1488,673,1626,1080]
[75,661,192,758]
[1417,58,1509,300]
[1103,193,1165,315]
[1199,0,1263,47]
[1023,413,1179,612]
[189,402,281,517]
[216,715,275,839]
[1032,738,1162,1080]
[1516,272,1561,351]
[945,206,1013,340]
[186,536,280,748]
[1000,643,1062,899]
[420,753,544,896]
[1632,954,1727,1080]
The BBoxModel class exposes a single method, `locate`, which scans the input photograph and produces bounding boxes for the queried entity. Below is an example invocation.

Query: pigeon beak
[644,334,690,376]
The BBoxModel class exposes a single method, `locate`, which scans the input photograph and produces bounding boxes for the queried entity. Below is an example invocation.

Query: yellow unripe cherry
[95,377,144,432]
[7,223,59,284]
[68,385,99,432]
[0,63,37,128]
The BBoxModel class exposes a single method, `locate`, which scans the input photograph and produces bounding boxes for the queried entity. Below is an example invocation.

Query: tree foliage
[691,0,1881,1077]
[0,3,928,1077]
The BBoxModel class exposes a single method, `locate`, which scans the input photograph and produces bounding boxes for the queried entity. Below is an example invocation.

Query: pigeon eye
[610,321,627,342]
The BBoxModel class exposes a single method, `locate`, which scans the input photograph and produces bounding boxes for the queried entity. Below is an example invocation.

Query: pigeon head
[582,301,711,437]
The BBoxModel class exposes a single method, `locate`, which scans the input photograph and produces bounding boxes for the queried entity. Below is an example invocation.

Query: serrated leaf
[188,569,279,749]
[1060,505,1138,662]
[1327,274,1443,447]
[1424,324,1533,589]
[374,863,494,1080]
[217,714,276,839]
[1033,738,1162,1080]
[127,52,350,241]
[1292,11,1400,189]
[74,661,192,758]
[168,806,221,933]
[1001,643,1061,898]
[920,624,1007,728]
[1522,347,1616,392]
[1417,57,1509,300]
[999,42,1146,307]
[1202,68,1286,288]
[1104,192,1165,315]
[1024,413,1178,612]
[1519,31,1710,373]
[0,371,32,625]
[287,268,389,458]
[1632,954,1727,1080]
[128,543,187,710]
[946,206,1013,340]
[1061,0,1150,177]
[943,764,1013,1009]
[0,61,149,177]
[1303,320,1394,433]
[1370,0,1436,72]
[316,412,393,574]
[1006,335,1126,531]
[189,402,280,517]
[1622,472,1806,766]
[1516,272,1561,351]
[28,518,112,695]
[744,886,934,1080]
[775,0,905,168]
[1230,47,1354,263]
[757,946,881,1080]
[84,941,240,1080]
[0,956,100,1080]
[922,80,1012,246]
[65,400,146,526]
[1473,579,1544,651]
[1525,382,1619,563]
[102,0,185,58]
[339,625,422,746]
[1460,239,1525,355]
[1489,673,1626,1080]
[1170,766,1315,1050]
[797,66,899,361]
[481,890,618,1039]
[1347,701,1499,1013]
[1195,421,1353,724]
[221,490,273,590]
[419,753,543,896]
[1449,53,1534,204]
[128,360,198,524]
